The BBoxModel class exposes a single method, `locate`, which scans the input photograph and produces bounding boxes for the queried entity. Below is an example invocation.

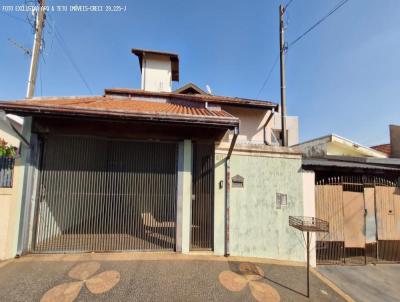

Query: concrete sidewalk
[318,264,400,302]
[0,254,345,302]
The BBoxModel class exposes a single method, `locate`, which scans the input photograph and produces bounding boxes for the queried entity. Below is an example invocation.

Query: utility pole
[26,0,46,99]
[279,4,288,147]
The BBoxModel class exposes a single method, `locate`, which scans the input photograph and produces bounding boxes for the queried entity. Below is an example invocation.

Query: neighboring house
[295,133,400,266]
[371,125,400,158]
[0,48,310,263]
[296,134,388,159]
[0,113,23,260]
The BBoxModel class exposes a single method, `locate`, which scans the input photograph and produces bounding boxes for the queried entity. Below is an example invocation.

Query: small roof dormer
[174,83,207,95]
[132,48,179,92]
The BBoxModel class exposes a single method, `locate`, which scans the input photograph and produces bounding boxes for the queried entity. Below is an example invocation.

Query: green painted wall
[214,154,226,255]
[214,153,305,262]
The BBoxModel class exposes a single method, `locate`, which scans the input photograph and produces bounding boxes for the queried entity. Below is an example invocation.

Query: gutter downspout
[225,126,239,257]
[263,109,275,146]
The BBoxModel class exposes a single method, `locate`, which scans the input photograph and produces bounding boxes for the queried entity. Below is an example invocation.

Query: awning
[302,158,400,172]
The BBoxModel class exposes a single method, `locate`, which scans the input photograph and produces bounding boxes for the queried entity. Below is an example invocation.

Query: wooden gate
[316,176,400,265]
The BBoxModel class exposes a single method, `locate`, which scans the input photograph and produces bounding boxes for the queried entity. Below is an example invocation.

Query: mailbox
[232,175,244,188]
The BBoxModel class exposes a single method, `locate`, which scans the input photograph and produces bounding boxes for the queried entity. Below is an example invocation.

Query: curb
[16,252,306,267]
[311,268,356,302]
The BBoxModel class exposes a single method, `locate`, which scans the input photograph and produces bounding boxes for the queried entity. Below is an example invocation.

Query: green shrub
[0,139,17,158]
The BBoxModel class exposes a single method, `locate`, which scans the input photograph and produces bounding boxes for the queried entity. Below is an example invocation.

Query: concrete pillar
[302,170,316,267]
[213,153,226,255]
[15,117,33,255]
[176,140,192,253]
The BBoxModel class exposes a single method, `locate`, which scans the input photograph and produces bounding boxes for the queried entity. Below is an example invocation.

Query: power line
[288,0,351,49]
[285,0,296,10]
[8,38,31,56]
[53,27,93,94]
[257,54,279,98]
[0,10,30,25]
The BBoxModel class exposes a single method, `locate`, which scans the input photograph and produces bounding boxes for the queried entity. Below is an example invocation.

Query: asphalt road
[0,255,345,302]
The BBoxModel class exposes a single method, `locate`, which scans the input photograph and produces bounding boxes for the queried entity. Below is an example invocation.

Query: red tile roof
[104,88,278,110]
[0,97,239,128]
[371,144,391,156]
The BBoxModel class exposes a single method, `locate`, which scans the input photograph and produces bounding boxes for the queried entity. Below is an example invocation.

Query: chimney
[390,124,400,158]
[132,48,179,92]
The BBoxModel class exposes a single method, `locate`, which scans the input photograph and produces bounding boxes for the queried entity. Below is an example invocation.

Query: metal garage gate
[32,135,178,252]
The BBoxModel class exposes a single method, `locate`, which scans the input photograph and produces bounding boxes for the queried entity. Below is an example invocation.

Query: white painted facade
[141,54,173,92]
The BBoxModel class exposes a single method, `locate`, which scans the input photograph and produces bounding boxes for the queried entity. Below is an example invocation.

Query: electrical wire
[257,54,279,98]
[285,0,296,10]
[53,27,93,94]
[0,10,30,25]
[288,0,351,49]
[257,0,294,99]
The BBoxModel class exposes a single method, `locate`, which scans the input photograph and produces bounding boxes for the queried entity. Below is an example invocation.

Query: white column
[15,117,32,255]
[302,170,316,267]
[176,140,192,253]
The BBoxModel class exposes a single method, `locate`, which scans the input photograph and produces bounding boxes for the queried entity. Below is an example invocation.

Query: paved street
[318,264,400,302]
[0,254,345,302]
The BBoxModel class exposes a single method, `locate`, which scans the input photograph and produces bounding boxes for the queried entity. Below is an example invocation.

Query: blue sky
[1,0,399,145]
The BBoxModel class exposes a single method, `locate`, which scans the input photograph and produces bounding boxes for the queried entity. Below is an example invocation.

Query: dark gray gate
[32,135,178,252]
[191,143,214,250]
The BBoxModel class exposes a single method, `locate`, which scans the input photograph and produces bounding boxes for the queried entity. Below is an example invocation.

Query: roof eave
[0,105,239,129]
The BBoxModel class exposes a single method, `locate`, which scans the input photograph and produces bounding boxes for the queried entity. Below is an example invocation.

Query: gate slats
[33,136,178,253]
[316,176,400,265]
[191,143,214,250]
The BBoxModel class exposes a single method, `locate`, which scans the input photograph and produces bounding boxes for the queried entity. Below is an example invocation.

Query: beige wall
[0,122,20,148]
[0,160,22,260]
[0,124,22,260]
[221,105,299,146]
[221,105,269,143]
[142,54,172,92]
[270,114,299,146]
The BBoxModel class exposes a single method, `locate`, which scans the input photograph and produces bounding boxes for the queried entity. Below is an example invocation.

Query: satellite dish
[206,85,212,95]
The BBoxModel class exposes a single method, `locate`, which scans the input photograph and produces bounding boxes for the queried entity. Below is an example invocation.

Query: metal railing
[0,157,15,188]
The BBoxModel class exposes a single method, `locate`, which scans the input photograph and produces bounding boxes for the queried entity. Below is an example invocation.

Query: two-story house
[0,49,310,264]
